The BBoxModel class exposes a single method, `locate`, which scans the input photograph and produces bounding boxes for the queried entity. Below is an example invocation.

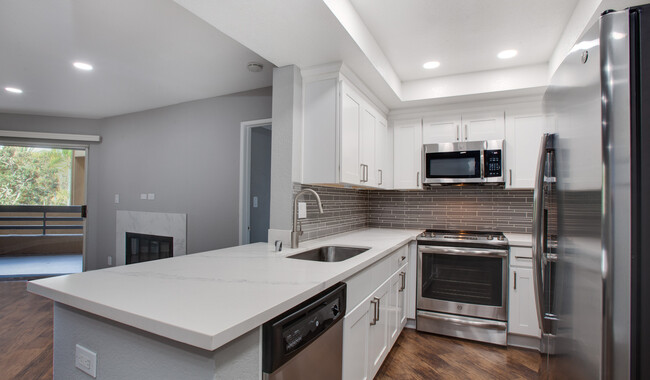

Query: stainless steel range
[416,230,509,345]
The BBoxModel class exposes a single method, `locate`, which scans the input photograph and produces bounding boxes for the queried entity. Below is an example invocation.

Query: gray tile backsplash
[295,184,534,242]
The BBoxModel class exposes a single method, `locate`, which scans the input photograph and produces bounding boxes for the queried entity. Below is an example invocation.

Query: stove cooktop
[417,229,508,247]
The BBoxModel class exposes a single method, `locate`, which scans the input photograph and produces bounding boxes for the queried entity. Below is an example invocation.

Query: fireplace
[126,232,173,264]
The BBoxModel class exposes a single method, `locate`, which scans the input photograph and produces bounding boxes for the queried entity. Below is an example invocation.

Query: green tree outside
[0,145,72,206]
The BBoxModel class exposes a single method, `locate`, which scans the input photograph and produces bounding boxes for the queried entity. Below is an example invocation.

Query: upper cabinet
[393,119,422,190]
[504,107,557,189]
[303,75,389,188]
[422,111,504,144]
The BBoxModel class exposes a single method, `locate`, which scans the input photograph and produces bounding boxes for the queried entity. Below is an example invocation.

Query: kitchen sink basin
[287,246,369,262]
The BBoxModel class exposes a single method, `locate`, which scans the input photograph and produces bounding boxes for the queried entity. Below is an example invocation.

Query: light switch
[253,196,258,208]
[298,202,307,219]
[140,193,147,200]
[147,193,155,200]
[114,194,119,204]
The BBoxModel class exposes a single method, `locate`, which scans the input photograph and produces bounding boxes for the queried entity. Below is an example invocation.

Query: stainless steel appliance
[422,140,504,185]
[541,5,650,379]
[416,230,509,345]
[262,283,346,380]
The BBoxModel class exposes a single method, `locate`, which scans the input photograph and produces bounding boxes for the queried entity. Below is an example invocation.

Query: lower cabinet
[343,249,409,380]
[508,246,541,338]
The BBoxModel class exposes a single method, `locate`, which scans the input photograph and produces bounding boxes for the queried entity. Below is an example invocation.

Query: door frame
[238,118,272,245]
[0,139,90,271]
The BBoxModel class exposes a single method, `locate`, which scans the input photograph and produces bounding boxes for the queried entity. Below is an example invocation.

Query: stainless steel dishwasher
[262,283,346,380]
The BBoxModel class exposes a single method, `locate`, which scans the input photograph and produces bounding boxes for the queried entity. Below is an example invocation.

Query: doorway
[239,119,272,244]
[0,143,87,278]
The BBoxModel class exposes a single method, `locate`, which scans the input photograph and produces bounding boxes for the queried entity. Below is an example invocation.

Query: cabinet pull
[509,169,512,186]
[515,256,532,260]
[360,164,365,182]
[365,164,369,182]
[378,169,383,185]
[464,125,468,140]
[416,172,420,187]
[514,271,517,290]
[370,297,380,325]
[399,272,406,292]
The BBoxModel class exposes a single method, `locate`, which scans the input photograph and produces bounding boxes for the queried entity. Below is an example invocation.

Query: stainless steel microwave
[422,140,504,185]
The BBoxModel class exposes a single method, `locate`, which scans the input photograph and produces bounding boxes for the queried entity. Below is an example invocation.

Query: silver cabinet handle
[399,272,406,292]
[375,296,380,322]
[378,169,383,185]
[416,172,420,187]
[370,297,380,325]
[364,164,369,182]
[360,164,364,182]
[514,271,517,290]
[456,125,460,141]
[509,169,513,186]
[464,124,468,140]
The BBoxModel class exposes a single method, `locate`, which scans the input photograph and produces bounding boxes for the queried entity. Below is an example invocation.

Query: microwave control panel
[484,150,502,177]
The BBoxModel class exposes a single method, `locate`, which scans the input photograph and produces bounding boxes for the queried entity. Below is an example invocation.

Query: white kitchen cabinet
[303,76,388,188]
[375,116,390,188]
[389,264,408,344]
[505,113,557,188]
[342,292,371,380]
[508,246,541,338]
[422,111,504,144]
[367,280,390,378]
[393,119,422,190]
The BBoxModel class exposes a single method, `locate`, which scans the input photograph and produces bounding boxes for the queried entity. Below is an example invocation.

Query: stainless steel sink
[287,246,369,262]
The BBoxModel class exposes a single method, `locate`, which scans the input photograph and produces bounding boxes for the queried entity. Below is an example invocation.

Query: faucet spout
[291,189,324,248]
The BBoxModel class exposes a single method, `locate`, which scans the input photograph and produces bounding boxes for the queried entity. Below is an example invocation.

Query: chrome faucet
[292,189,324,248]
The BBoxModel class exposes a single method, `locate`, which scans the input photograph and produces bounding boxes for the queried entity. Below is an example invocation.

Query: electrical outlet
[107,256,112,266]
[75,344,97,378]
[147,193,155,200]
[298,202,307,219]
[253,196,258,208]
[114,194,119,204]
[140,193,147,200]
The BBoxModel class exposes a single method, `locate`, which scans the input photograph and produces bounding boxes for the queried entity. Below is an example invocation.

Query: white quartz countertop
[505,233,532,247]
[28,228,422,351]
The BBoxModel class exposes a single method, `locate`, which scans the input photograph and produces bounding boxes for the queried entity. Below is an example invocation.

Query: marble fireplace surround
[116,211,187,266]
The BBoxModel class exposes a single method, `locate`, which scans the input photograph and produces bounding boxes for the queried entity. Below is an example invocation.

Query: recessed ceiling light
[423,61,440,69]
[4,87,23,94]
[73,62,93,71]
[497,50,518,59]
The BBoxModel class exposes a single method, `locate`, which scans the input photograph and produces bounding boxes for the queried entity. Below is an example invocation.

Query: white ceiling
[349,0,578,82]
[0,0,273,119]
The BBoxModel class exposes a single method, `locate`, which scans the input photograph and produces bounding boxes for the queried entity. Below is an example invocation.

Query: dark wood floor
[376,328,543,380]
[0,280,53,380]
[1,281,542,380]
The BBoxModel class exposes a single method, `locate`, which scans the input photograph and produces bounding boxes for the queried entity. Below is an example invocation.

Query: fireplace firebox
[126,232,173,264]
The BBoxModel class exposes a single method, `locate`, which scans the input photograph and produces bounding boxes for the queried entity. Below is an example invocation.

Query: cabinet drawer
[510,246,533,267]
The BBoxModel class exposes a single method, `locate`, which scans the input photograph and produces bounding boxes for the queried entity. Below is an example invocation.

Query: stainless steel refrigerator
[538,5,650,379]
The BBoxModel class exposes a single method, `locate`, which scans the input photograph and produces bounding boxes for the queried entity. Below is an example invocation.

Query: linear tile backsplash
[295,184,534,242]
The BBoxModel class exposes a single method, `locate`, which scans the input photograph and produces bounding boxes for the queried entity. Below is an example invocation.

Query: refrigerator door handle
[532,133,550,331]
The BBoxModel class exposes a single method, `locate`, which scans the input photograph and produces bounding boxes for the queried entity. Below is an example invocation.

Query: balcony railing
[0,205,84,235]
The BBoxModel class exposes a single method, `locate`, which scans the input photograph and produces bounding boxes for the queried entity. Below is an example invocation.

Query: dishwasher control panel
[262,283,346,374]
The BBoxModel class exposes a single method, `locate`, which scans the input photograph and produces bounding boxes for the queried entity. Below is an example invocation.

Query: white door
[508,267,542,337]
[422,116,461,143]
[393,119,422,190]
[462,111,505,141]
[360,108,376,186]
[340,82,361,185]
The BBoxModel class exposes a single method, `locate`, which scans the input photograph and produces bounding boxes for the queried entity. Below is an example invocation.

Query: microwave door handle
[480,150,485,179]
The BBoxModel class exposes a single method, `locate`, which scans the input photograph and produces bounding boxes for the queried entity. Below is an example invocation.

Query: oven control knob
[498,235,505,241]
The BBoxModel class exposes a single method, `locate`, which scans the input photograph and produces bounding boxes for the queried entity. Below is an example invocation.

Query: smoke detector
[247,62,264,72]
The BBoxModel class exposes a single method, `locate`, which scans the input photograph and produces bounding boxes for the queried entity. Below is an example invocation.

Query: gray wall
[0,113,101,270]
[249,127,272,243]
[96,89,272,269]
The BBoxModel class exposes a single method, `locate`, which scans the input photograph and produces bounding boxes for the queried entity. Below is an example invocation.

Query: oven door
[417,245,508,321]
[422,142,484,184]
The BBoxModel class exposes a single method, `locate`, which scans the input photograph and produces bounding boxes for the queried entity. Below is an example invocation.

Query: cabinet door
[393,119,422,190]
[505,114,556,189]
[340,81,361,185]
[388,272,400,344]
[368,281,390,379]
[422,116,461,143]
[360,108,376,186]
[398,268,407,329]
[461,111,505,141]
[508,267,542,337]
[343,299,371,380]
[375,117,388,189]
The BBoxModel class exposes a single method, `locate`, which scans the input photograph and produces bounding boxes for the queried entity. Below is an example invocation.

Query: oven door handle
[418,245,508,258]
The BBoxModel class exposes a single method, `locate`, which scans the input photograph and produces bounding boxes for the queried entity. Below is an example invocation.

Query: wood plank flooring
[0,280,53,380]
[376,328,543,380]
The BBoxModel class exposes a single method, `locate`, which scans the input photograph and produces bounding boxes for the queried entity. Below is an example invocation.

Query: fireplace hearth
[126,232,173,264]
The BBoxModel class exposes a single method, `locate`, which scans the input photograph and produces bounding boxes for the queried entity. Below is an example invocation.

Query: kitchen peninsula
[28,228,421,379]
